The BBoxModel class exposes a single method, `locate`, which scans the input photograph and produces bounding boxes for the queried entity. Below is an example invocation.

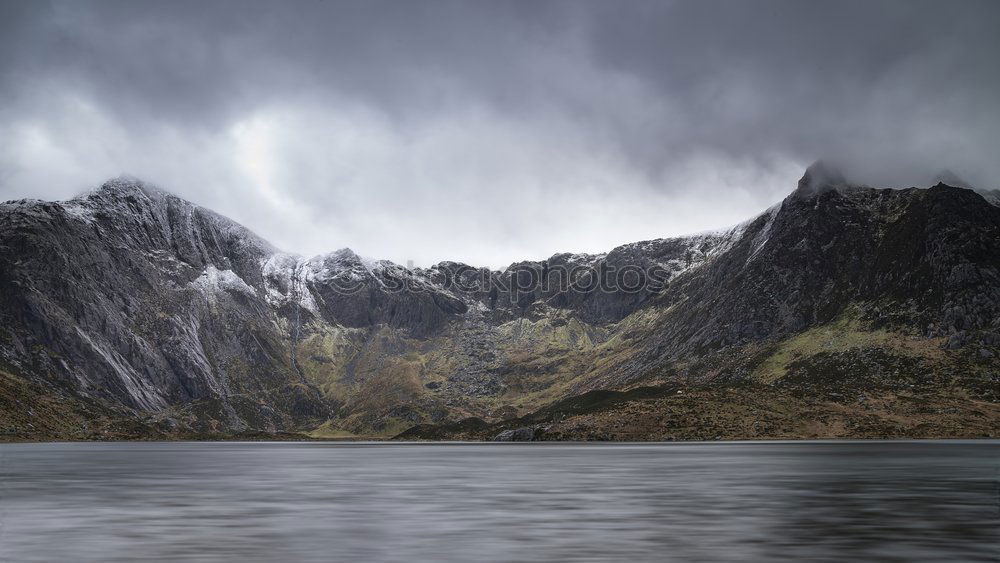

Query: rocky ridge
[1,164,998,439]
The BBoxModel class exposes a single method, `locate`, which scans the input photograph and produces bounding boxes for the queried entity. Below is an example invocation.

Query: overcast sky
[2,1,998,267]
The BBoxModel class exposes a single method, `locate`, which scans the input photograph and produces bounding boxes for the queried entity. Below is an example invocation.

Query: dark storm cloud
[582,0,1000,186]
[1,0,998,266]
[1,1,570,128]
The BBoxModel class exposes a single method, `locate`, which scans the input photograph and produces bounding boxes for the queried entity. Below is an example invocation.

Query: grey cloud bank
[1,0,998,267]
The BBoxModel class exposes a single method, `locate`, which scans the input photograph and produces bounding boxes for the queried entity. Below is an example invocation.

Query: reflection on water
[0,441,997,562]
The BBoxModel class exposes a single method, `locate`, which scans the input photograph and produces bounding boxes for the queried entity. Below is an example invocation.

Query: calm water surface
[1,441,997,562]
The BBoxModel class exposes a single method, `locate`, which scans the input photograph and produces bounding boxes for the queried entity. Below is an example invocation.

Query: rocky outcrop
[0,179,322,429]
[492,427,537,441]
[638,177,1000,365]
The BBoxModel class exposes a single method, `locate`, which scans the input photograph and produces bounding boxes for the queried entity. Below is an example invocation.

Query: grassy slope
[290,312,649,438]
[396,309,1000,441]
[6,305,997,441]
[0,368,165,441]
[0,369,315,442]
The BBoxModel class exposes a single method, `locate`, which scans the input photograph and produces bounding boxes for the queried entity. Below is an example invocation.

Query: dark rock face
[641,180,1000,364]
[301,250,468,336]
[0,180,323,428]
[423,230,741,325]
[2,170,999,435]
[492,427,536,441]
[978,188,1000,207]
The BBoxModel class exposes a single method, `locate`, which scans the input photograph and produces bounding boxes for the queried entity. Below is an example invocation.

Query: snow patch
[564,252,607,268]
[262,253,320,313]
[746,204,782,263]
[191,265,255,299]
[60,202,97,223]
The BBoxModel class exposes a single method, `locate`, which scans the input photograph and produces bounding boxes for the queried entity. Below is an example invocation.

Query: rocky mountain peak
[931,169,971,189]
[91,176,166,201]
[60,176,172,221]
[794,160,849,197]
[328,247,361,260]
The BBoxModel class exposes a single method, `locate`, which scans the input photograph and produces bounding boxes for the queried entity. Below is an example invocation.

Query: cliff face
[645,182,1000,358]
[2,166,999,439]
[0,180,324,432]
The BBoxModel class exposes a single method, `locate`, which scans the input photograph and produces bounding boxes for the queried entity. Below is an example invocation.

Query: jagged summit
[794,160,850,197]
[922,171,999,206]
[99,175,158,193]
[321,247,362,261]
[932,169,971,189]
[73,176,168,202]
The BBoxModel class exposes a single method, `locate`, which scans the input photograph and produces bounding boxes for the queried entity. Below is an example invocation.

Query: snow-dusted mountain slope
[2,163,999,438]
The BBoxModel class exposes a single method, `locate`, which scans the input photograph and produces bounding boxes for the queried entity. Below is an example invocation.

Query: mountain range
[2,163,998,440]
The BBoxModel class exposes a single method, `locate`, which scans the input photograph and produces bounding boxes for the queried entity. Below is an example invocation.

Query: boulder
[492,427,536,441]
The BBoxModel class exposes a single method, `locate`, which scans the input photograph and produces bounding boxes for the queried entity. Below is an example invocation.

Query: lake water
[1,441,997,562]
